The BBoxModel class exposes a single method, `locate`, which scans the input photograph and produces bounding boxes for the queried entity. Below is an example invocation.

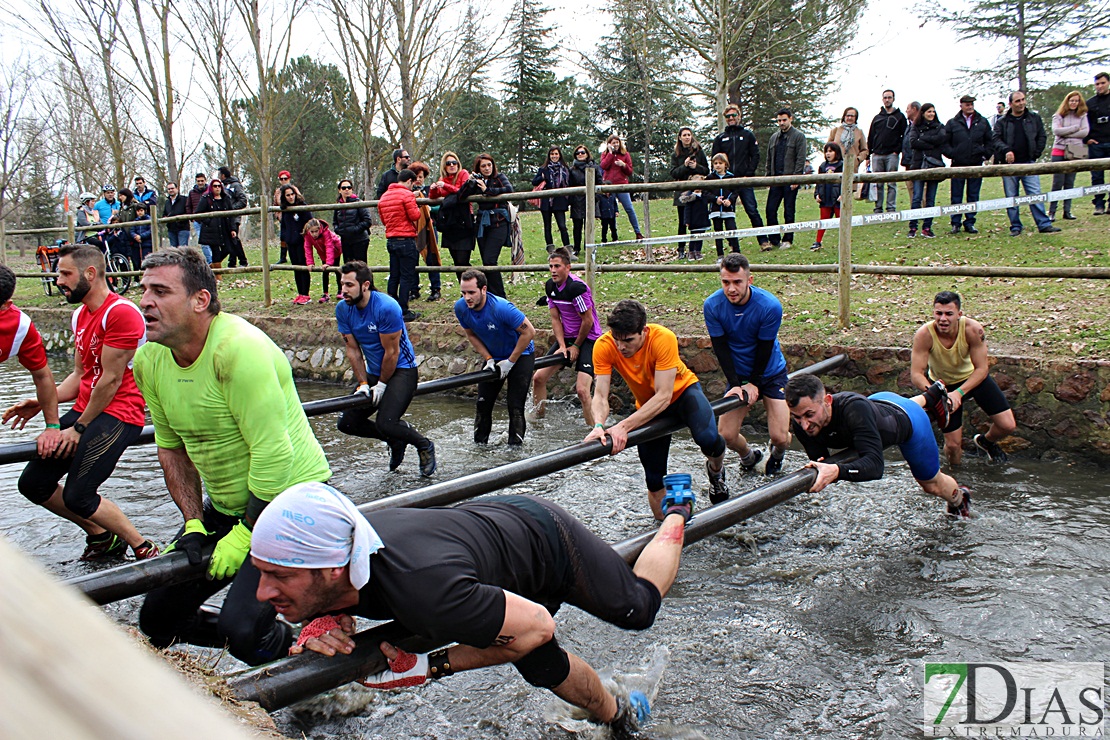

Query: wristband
[45,423,61,429]
[957,387,966,397]
[594,423,604,428]
[428,647,453,679]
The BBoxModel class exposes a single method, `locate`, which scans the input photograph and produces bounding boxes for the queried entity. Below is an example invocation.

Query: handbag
[1063,142,1088,161]
[528,181,545,208]
[923,155,945,169]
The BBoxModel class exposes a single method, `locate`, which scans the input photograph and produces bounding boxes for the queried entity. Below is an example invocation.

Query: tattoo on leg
[491,634,515,647]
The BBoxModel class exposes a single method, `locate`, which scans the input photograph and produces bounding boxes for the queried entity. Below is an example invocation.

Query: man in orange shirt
[585,299,727,519]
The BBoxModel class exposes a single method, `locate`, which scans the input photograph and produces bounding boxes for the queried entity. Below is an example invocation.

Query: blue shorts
[637,383,726,491]
[868,392,940,482]
[754,369,789,401]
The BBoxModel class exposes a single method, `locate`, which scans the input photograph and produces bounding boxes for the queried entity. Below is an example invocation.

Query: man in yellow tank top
[910,291,1016,465]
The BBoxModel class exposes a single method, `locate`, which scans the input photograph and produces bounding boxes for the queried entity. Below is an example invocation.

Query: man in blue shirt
[93,185,120,224]
[454,269,536,445]
[703,254,792,499]
[336,261,436,476]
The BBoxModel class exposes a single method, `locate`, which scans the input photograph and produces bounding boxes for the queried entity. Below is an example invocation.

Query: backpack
[434,192,475,235]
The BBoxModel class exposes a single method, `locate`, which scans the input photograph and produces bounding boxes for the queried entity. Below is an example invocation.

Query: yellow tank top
[926,317,974,384]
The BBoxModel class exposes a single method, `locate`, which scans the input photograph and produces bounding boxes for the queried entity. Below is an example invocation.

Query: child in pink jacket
[302,218,343,302]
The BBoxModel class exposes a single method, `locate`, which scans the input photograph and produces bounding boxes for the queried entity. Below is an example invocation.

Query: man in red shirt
[0,265,64,458]
[6,245,158,561]
[377,169,422,321]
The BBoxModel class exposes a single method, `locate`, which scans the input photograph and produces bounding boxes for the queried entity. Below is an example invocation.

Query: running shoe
[739,447,764,472]
[608,691,651,740]
[922,227,936,238]
[922,380,952,428]
[907,228,917,238]
[706,460,729,505]
[132,540,160,560]
[973,434,1008,463]
[80,532,127,561]
[292,294,310,305]
[947,486,972,519]
[764,450,785,475]
[418,441,437,477]
[388,442,406,471]
[318,293,330,303]
[661,474,695,522]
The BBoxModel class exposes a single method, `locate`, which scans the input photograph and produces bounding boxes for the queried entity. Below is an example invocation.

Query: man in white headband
[252,481,697,738]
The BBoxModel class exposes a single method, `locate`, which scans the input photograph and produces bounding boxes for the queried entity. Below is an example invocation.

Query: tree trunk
[1016,0,1027,91]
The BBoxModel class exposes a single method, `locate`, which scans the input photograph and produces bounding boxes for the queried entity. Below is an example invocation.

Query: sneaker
[922,228,936,238]
[947,486,972,519]
[661,474,695,522]
[418,441,437,477]
[388,442,406,471]
[757,239,771,250]
[810,241,822,251]
[132,540,160,560]
[80,532,127,561]
[964,224,979,234]
[907,228,917,238]
[1047,212,1056,222]
[1038,225,1061,233]
[739,447,764,471]
[292,294,310,305]
[764,450,785,475]
[922,380,952,429]
[608,691,651,740]
[318,293,330,303]
[401,310,421,321]
[706,460,729,505]
[974,434,1008,463]
[676,251,687,260]
[425,289,441,302]
[780,241,792,250]
[1094,206,1106,216]
[760,242,774,252]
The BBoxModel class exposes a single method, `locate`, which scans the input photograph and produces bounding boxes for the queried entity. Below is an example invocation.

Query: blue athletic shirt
[703,286,787,379]
[336,291,417,376]
[454,293,535,361]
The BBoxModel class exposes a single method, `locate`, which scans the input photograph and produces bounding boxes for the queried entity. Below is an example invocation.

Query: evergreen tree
[921,0,1110,90]
[502,0,563,180]
[23,153,58,232]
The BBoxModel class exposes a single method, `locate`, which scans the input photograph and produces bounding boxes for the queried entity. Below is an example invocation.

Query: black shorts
[18,409,142,519]
[942,375,1011,434]
[545,339,596,377]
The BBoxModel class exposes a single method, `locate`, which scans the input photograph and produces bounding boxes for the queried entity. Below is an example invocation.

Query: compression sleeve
[748,339,774,385]
[835,399,885,482]
[710,334,742,389]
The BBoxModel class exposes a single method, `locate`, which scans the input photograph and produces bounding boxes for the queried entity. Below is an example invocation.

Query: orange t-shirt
[593,324,698,408]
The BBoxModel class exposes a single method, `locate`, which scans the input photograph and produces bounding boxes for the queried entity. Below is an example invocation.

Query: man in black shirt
[785,375,970,517]
[1085,72,1110,215]
[991,91,1059,236]
[251,482,697,737]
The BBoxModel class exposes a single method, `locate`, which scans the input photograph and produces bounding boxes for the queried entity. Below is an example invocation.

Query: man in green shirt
[133,247,331,665]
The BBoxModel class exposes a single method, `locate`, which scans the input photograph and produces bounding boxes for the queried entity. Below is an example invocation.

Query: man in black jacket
[161,182,190,247]
[375,148,412,199]
[217,166,249,266]
[764,109,807,249]
[943,95,994,234]
[710,104,768,248]
[1085,72,1110,215]
[866,90,908,213]
[992,91,1060,236]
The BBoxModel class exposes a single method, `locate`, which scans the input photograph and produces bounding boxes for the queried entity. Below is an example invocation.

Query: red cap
[278,170,291,179]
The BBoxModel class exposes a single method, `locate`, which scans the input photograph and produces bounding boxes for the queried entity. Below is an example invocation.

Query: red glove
[295,615,347,648]
[360,648,429,690]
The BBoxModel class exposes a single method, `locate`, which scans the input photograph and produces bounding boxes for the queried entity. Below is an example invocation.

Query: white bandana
[250,482,383,589]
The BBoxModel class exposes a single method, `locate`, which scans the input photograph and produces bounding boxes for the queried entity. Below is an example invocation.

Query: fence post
[836,160,855,328]
[66,212,76,245]
[260,205,272,307]
[150,205,162,253]
[641,192,654,262]
[585,167,597,293]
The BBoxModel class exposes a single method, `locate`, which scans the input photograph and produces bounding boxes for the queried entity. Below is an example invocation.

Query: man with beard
[132,247,331,665]
[703,254,792,492]
[7,245,158,560]
[335,261,436,476]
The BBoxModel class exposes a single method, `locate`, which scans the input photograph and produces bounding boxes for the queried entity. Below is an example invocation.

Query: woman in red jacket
[429,151,475,274]
[600,135,644,239]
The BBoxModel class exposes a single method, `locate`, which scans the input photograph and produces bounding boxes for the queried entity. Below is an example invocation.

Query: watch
[73,422,88,435]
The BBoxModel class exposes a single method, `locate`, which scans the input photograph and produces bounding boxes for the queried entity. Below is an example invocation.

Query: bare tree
[332,0,390,194]
[174,1,240,172]
[0,59,49,260]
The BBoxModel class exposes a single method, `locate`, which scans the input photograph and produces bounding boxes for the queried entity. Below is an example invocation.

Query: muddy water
[2,360,1107,738]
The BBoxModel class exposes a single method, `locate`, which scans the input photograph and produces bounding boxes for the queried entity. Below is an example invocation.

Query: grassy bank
[8,175,1108,359]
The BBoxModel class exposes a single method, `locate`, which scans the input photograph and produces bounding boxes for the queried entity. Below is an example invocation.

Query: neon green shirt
[133,312,331,516]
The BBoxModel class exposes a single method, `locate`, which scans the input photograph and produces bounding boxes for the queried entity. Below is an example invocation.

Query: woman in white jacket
[1049,91,1089,220]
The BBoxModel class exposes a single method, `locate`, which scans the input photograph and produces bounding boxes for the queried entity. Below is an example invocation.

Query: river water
[1,359,1107,739]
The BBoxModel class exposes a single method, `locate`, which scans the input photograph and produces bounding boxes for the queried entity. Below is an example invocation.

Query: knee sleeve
[219,604,291,666]
[17,467,57,506]
[513,636,571,689]
[700,433,727,460]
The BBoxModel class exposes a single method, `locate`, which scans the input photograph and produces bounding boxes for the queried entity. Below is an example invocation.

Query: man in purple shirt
[532,248,603,426]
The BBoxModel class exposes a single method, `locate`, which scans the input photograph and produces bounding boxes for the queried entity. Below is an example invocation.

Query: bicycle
[35,237,132,296]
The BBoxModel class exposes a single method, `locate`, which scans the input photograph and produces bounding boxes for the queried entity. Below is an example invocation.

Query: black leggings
[676,206,688,251]
[541,210,570,248]
[139,502,292,666]
[712,216,740,255]
[572,217,585,253]
[287,235,309,296]
[341,237,368,265]
[477,220,508,298]
[336,368,430,450]
[475,354,534,445]
[601,218,617,242]
[442,231,474,281]
[18,409,142,519]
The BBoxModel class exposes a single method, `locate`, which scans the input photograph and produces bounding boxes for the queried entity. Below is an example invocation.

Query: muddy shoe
[947,486,972,519]
[608,691,651,740]
[388,442,407,471]
[80,532,127,561]
[922,380,951,428]
[706,460,730,505]
[132,540,160,560]
[764,450,785,475]
[974,434,1008,463]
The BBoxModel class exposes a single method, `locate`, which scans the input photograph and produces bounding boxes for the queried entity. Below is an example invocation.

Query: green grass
[8,176,1108,359]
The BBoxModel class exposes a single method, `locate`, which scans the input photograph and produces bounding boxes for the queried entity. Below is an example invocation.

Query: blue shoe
[418,441,437,477]
[661,473,695,522]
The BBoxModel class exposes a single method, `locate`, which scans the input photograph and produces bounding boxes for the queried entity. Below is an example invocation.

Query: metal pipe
[228,449,854,710]
[63,355,844,606]
[0,354,571,466]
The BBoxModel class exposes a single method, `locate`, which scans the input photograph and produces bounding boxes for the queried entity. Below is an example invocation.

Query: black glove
[165,518,210,566]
